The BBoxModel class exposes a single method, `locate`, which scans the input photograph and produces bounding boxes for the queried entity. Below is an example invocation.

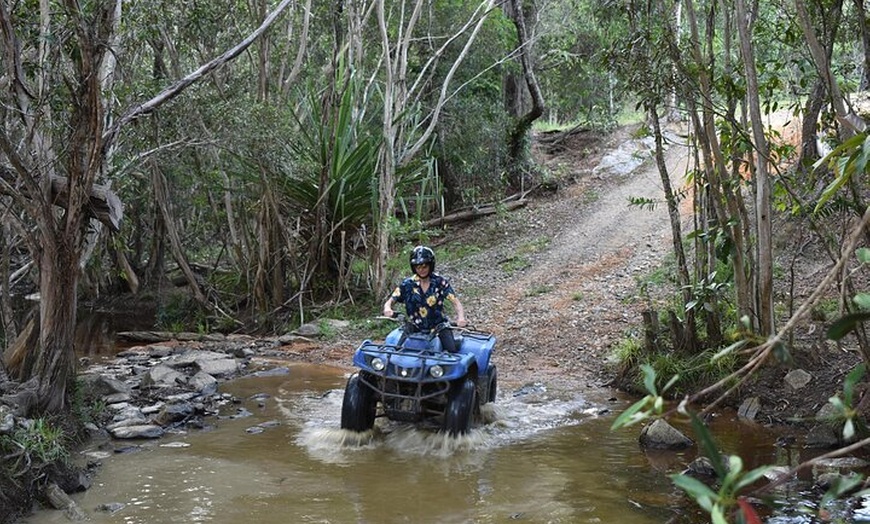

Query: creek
[22,358,868,524]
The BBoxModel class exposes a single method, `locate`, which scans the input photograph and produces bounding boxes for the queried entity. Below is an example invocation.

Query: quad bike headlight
[429,365,444,378]
[371,357,386,371]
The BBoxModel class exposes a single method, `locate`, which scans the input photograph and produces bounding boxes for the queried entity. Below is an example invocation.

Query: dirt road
[443,126,691,389]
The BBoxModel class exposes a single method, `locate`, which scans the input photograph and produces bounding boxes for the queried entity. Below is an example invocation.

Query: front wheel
[442,378,478,437]
[341,374,377,432]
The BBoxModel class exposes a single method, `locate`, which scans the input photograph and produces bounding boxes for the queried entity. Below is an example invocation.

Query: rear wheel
[341,374,377,432]
[487,366,498,403]
[442,378,478,436]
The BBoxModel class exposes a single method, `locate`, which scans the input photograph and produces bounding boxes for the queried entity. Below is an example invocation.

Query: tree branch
[103,0,294,143]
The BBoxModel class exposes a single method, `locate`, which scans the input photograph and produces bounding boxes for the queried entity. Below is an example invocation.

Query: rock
[277,334,314,344]
[110,424,165,439]
[784,369,812,390]
[323,319,351,330]
[805,424,839,448]
[106,415,148,431]
[148,345,174,358]
[154,403,195,426]
[141,402,165,415]
[140,365,185,388]
[738,397,761,421]
[0,407,13,434]
[96,502,126,514]
[104,392,131,404]
[44,483,68,509]
[78,374,132,397]
[252,367,290,377]
[189,371,218,395]
[682,456,717,479]
[111,406,146,424]
[639,419,694,450]
[195,358,238,377]
[815,402,840,424]
[812,457,870,470]
[293,323,321,337]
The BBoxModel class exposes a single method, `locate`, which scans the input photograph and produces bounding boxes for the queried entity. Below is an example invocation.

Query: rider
[382,245,467,352]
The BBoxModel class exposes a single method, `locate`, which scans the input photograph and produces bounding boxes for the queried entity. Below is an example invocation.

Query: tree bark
[735,0,774,335]
[795,0,865,135]
[505,0,545,190]
[649,104,696,352]
[151,164,207,305]
[856,0,870,90]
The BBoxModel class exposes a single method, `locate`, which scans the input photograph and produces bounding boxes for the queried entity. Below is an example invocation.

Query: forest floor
[301,117,863,433]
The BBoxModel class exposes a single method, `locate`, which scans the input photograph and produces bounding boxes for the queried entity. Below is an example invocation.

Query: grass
[0,418,69,466]
[499,255,530,275]
[525,284,554,297]
[517,236,551,254]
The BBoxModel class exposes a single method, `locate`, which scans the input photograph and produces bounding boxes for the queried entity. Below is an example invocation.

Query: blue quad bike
[340,317,497,436]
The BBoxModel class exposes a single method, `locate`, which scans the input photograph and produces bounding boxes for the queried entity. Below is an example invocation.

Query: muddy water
[23,363,822,523]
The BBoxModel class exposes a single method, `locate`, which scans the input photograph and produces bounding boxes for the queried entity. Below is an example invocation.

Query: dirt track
[439,125,692,389]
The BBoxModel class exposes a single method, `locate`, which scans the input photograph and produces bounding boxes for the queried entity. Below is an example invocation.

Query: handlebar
[376,313,476,331]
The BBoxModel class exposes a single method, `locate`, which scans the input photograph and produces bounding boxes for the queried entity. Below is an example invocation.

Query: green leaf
[854,293,870,311]
[857,247,870,265]
[712,340,747,361]
[670,474,717,512]
[690,412,726,479]
[735,465,776,490]
[610,398,650,430]
[662,374,680,393]
[711,505,728,524]
[641,364,657,395]
[827,312,870,341]
[844,418,855,441]
[844,364,866,405]
[821,474,866,507]
[828,396,846,413]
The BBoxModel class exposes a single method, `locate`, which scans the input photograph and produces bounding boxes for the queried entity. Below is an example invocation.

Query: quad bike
[340,316,497,436]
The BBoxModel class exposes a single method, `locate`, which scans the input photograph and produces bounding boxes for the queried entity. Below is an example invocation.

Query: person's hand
[456,318,467,328]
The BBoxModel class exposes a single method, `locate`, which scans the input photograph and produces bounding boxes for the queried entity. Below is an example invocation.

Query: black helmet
[409,245,435,273]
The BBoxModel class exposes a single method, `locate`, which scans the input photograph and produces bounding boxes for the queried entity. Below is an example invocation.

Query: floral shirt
[389,273,457,331]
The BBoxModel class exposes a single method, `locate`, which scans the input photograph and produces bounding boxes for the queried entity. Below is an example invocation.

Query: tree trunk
[151,164,208,305]
[856,0,870,90]
[684,0,754,325]
[795,0,865,135]
[649,104,697,352]
[505,0,545,191]
[34,234,78,414]
[799,80,826,167]
[735,0,774,335]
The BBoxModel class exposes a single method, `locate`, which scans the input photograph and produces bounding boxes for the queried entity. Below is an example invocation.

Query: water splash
[280,384,601,463]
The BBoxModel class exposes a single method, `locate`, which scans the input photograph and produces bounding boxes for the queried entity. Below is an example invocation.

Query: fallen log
[422,199,527,228]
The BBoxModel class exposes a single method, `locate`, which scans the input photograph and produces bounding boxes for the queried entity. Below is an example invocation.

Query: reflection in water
[22,363,838,524]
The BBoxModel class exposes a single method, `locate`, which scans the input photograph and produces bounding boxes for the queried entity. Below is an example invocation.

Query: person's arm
[383,296,396,317]
[450,295,467,327]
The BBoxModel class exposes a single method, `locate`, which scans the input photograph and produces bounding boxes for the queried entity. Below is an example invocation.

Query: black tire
[487,366,498,403]
[340,374,377,432]
[442,378,478,436]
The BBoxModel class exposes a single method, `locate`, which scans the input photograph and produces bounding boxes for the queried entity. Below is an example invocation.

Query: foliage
[612,366,870,522]
[0,419,69,467]
[827,248,870,341]
[71,380,108,427]
[813,133,870,214]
